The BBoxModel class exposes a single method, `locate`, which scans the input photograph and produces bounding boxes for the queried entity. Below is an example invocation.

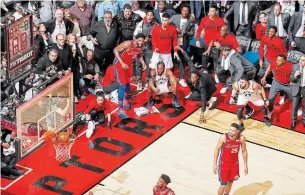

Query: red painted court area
[2,73,304,195]
[1,85,200,195]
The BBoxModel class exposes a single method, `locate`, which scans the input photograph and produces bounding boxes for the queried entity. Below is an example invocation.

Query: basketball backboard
[16,73,74,158]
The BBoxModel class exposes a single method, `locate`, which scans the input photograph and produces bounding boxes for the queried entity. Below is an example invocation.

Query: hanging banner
[6,14,35,73]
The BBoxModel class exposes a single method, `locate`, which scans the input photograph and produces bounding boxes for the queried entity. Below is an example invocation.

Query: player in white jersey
[229,75,272,131]
[147,61,182,109]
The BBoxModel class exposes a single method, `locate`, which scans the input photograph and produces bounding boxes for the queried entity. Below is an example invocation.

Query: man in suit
[288,4,305,53]
[170,4,195,88]
[154,0,176,24]
[52,34,73,72]
[266,3,291,48]
[224,1,259,38]
[216,46,254,94]
[290,56,305,129]
[44,9,74,43]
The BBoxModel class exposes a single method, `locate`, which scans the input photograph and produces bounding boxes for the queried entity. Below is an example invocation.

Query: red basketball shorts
[115,64,132,86]
[218,161,240,185]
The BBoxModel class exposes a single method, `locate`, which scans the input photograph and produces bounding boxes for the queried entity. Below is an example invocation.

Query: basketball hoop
[45,131,76,161]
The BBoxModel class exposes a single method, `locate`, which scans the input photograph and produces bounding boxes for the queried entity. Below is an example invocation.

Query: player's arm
[149,69,157,91]
[254,82,268,103]
[240,135,248,175]
[166,69,177,84]
[213,134,226,174]
[229,82,239,104]
[261,64,271,85]
[137,54,147,70]
[113,41,131,65]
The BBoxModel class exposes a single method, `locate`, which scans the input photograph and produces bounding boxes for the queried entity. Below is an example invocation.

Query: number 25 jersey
[220,133,241,163]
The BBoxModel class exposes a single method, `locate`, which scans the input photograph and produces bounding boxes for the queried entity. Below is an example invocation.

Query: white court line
[0,164,33,190]
[77,87,147,138]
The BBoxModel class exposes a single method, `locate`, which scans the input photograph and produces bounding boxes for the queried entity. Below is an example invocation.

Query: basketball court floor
[2,79,305,195]
[85,109,305,195]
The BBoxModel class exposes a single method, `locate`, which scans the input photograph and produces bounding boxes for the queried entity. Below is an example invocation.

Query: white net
[53,142,74,161]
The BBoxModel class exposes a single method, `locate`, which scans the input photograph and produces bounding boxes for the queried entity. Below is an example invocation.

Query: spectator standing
[154,1,176,24]
[256,13,268,40]
[170,4,195,87]
[133,10,158,90]
[261,54,293,125]
[52,34,73,72]
[114,3,142,43]
[151,13,179,70]
[45,9,74,43]
[89,11,119,73]
[195,5,224,70]
[224,1,258,38]
[36,49,63,74]
[98,0,119,21]
[290,56,305,129]
[131,0,146,18]
[266,3,290,48]
[40,1,54,23]
[279,0,295,16]
[258,26,287,79]
[70,0,95,36]
[288,4,305,53]
[64,8,81,37]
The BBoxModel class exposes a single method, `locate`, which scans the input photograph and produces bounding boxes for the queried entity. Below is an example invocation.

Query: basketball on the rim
[56,132,70,143]
[44,131,55,142]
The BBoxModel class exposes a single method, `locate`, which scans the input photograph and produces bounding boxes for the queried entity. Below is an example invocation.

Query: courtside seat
[187,37,204,52]
[242,51,260,68]
[236,36,252,54]
[287,49,305,64]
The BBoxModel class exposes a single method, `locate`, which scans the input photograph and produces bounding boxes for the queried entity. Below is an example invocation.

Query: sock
[173,94,177,101]
[118,85,126,109]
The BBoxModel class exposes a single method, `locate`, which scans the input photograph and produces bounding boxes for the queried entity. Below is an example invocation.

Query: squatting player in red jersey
[213,123,248,195]
[153,174,175,195]
[113,33,147,119]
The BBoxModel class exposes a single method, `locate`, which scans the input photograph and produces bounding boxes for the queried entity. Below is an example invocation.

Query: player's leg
[97,111,105,125]
[237,106,245,131]
[218,162,229,195]
[147,79,156,106]
[89,109,98,122]
[224,181,233,195]
[252,98,272,126]
[267,81,281,118]
[115,68,130,119]
[168,75,181,108]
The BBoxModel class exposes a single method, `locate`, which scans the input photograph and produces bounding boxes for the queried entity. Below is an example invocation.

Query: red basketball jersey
[220,133,241,163]
[114,40,143,68]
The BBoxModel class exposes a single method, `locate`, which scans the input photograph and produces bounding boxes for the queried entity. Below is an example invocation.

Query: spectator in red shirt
[195,5,225,47]
[150,13,179,70]
[85,92,111,127]
[256,13,267,40]
[206,25,242,54]
[261,54,293,122]
[195,5,224,70]
[258,26,287,78]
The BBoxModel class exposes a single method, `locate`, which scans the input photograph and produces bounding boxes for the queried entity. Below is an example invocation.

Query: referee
[261,54,293,119]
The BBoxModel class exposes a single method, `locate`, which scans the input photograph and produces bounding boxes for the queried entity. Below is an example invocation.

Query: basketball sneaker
[86,120,96,138]
[208,97,217,110]
[137,82,143,91]
[243,107,254,120]
[264,117,272,127]
[118,109,129,119]
[172,98,182,108]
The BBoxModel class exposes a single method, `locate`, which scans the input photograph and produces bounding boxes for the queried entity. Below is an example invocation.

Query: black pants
[103,81,120,94]
[89,109,105,124]
[187,90,211,102]
[94,47,115,72]
[292,87,305,122]
[1,154,17,176]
